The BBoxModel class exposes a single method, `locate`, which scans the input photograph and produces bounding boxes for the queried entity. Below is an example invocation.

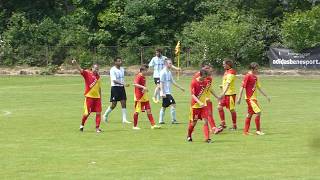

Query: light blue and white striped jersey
[109,66,125,86]
[148,55,167,78]
[160,68,174,94]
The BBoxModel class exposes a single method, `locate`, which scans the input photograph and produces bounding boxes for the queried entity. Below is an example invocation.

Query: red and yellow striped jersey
[81,70,101,98]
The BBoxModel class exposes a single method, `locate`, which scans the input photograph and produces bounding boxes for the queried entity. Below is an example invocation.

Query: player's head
[114,57,122,67]
[165,58,173,69]
[139,64,149,75]
[92,64,99,74]
[249,62,259,73]
[155,48,162,57]
[199,69,208,79]
[201,62,213,75]
[223,58,234,70]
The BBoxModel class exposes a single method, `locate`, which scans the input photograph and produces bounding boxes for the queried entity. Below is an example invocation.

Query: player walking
[237,62,270,135]
[132,64,161,130]
[103,57,131,124]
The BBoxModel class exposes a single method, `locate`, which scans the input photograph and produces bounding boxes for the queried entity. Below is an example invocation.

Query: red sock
[203,123,210,140]
[255,115,261,131]
[244,117,251,133]
[187,121,195,137]
[133,113,138,127]
[147,113,155,126]
[95,114,101,128]
[81,115,89,126]
[231,111,237,128]
[218,109,225,125]
[208,115,216,129]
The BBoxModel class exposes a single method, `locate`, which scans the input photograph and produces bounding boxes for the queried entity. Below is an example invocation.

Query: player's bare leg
[152,85,160,103]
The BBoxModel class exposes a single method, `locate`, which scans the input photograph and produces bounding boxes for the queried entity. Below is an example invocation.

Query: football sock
[122,108,127,122]
[244,117,252,133]
[170,106,177,122]
[159,108,165,123]
[231,111,237,128]
[104,107,112,117]
[218,109,225,125]
[208,114,216,129]
[95,114,101,128]
[133,112,138,127]
[147,113,155,126]
[255,115,261,131]
[81,115,89,126]
[188,121,195,137]
[203,123,210,140]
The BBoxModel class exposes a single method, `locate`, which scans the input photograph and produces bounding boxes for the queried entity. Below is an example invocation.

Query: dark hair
[114,57,122,62]
[201,61,212,68]
[155,48,162,54]
[223,58,234,68]
[199,69,208,77]
[249,62,259,70]
[139,64,149,72]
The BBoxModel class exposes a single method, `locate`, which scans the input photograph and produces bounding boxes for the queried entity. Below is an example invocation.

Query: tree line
[0,0,319,68]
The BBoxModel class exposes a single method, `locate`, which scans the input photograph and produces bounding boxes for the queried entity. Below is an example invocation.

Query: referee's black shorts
[110,86,127,102]
[162,94,176,108]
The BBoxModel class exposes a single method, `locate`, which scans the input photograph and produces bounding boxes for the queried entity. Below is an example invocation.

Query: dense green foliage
[0,0,319,67]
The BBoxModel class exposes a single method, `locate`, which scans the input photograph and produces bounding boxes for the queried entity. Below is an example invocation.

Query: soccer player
[72,59,102,133]
[218,58,238,130]
[159,59,185,124]
[192,63,222,134]
[237,62,270,135]
[148,48,181,103]
[103,57,131,124]
[187,69,212,143]
[132,64,161,130]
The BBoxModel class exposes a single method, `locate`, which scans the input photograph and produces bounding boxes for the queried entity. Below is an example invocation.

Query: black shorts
[154,78,160,84]
[110,86,127,102]
[162,94,176,108]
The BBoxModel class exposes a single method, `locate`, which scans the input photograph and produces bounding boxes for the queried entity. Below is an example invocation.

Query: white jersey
[160,68,174,95]
[109,66,125,87]
[148,55,167,78]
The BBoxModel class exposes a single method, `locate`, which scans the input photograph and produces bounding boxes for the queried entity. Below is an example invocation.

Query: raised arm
[71,59,83,73]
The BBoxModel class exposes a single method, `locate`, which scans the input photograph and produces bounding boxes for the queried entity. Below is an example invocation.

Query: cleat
[122,120,132,124]
[229,126,237,131]
[187,137,193,142]
[96,128,102,133]
[79,125,84,132]
[243,132,253,136]
[219,124,227,129]
[132,126,141,130]
[171,121,180,124]
[151,125,161,129]
[256,131,265,135]
[213,127,223,134]
[159,122,165,124]
[205,139,212,143]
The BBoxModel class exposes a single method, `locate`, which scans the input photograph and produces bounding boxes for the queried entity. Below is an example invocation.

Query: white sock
[122,108,127,122]
[104,107,112,117]
[170,106,176,122]
[159,108,165,123]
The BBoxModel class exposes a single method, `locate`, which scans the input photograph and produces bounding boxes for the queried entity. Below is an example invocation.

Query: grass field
[0,75,319,179]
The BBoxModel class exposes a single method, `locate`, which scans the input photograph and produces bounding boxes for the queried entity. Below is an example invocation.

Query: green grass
[0,75,319,180]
